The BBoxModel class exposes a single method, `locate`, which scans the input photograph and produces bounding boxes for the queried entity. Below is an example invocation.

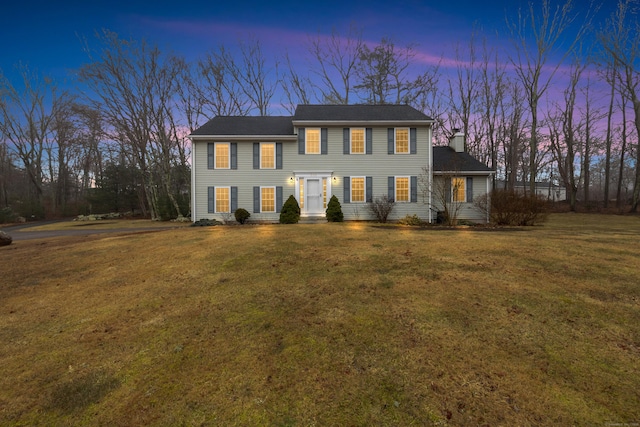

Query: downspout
[191,141,196,222]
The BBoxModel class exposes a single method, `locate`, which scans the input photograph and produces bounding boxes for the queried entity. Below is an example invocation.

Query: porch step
[299,216,326,224]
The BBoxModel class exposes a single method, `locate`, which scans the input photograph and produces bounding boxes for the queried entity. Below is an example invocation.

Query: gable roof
[433,146,493,174]
[293,104,433,122]
[190,116,294,137]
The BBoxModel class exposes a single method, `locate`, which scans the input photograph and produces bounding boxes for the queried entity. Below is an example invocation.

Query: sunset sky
[0,0,618,111]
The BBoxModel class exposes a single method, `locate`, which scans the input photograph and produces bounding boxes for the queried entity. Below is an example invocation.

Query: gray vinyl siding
[193,125,435,222]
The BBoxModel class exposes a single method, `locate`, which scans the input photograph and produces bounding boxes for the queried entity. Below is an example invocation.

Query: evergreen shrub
[325,195,344,222]
[234,208,251,224]
[279,195,300,224]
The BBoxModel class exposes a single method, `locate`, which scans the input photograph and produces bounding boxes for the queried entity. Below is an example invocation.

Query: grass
[19,219,191,231]
[1,213,639,426]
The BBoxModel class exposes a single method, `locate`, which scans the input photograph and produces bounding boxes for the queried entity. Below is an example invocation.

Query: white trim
[214,142,230,169]
[191,143,196,222]
[293,120,434,127]
[394,128,410,154]
[260,142,276,169]
[260,186,276,213]
[350,128,365,154]
[214,186,231,213]
[294,172,333,216]
[350,176,366,204]
[190,135,297,142]
[394,176,410,203]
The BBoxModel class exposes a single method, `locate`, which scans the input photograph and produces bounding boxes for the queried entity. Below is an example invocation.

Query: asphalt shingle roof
[190,116,293,136]
[293,104,433,121]
[432,146,493,173]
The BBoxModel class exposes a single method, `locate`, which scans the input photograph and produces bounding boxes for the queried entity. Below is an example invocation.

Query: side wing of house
[432,140,494,223]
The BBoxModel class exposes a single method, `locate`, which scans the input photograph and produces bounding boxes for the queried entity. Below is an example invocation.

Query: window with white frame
[395,128,409,154]
[351,177,365,203]
[215,187,230,213]
[395,177,410,202]
[261,143,275,169]
[215,143,230,169]
[351,128,365,154]
[452,177,466,202]
[306,129,320,154]
[261,187,276,212]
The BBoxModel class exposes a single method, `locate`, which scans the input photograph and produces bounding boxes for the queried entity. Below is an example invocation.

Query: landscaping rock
[0,231,12,246]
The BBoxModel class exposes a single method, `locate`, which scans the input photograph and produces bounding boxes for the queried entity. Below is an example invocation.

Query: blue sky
[0,0,615,96]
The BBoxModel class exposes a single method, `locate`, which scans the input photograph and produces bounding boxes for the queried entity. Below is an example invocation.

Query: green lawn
[1,213,639,426]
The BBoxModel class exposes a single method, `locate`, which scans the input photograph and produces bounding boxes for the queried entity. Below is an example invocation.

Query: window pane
[396,129,409,153]
[262,187,275,212]
[396,177,409,202]
[452,177,466,202]
[323,178,327,208]
[299,180,304,209]
[215,143,229,168]
[306,129,320,154]
[261,143,275,168]
[216,187,230,212]
[351,129,364,154]
[351,177,365,202]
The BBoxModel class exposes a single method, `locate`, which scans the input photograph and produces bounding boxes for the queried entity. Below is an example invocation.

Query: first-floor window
[261,187,275,212]
[351,177,365,203]
[452,177,466,202]
[395,177,410,202]
[299,179,304,209]
[216,187,230,212]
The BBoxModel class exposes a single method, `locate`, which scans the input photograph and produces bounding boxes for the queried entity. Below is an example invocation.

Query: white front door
[306,179,323,215]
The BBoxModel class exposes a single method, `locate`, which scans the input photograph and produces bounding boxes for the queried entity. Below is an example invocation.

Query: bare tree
[280,52,314,114]
[307,25,363,104]
[506,0,592,195]
[0,64,71,217]
[599,0,640,211]
[79,30,187,219]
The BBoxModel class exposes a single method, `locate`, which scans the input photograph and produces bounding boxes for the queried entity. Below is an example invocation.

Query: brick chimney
[449,129,465,153]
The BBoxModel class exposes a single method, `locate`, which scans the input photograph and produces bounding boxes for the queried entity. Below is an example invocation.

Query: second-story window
[395,128,409,154]
[306,129,320,154]
[215,143,230,169]
[351,129,365,154]
[261,143,275,169]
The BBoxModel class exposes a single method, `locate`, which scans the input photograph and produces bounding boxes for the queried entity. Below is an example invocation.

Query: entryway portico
[293,171,333,217]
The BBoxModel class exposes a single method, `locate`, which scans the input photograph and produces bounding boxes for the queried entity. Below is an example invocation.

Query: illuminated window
[261,143,275,169]
[452,177,466,202]
[351,177,365,203]
[299,179,304,209]
[215,143,230,169]
[395,128,409,154]
[306,129,320,154]
[323,178,327,208]
[261,187,275,212]
[395,177,409,202]
[215,187,230,213]
[351,128,365,154]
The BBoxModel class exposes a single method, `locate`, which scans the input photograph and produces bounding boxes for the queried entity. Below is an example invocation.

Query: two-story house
[189,104,492,223]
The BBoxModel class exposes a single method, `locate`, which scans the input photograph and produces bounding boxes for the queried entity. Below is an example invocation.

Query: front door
[306,179,323,215]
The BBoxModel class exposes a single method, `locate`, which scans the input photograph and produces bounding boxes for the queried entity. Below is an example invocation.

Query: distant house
[497,180,567,202]
[189,105,494,223]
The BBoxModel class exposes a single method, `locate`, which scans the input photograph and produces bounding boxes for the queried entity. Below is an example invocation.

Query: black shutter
[366,128,372,154]
[388,128,394,154]
[253,187,260,213]
[208,186,215,213]
[276,186,283,213]
[445,179,452,202]
[321,128,328,155]
[207,143,214,169]
[343,128,350,154]
[388,176,395,201]
[343,177,350,203]
[230,143,237,169]
[231,186,238,212]
[410,128,417,154]
[276,143,283,169]
[411,176,418,202]
[253,143,260,169]
[298,128,305,154]
[466,177,473,202]
[366,176,373,203]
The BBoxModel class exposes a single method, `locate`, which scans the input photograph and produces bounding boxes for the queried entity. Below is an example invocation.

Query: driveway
[0,221,173,241]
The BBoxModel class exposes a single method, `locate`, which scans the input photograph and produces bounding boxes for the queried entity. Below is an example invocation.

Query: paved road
[0,222,170,241]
